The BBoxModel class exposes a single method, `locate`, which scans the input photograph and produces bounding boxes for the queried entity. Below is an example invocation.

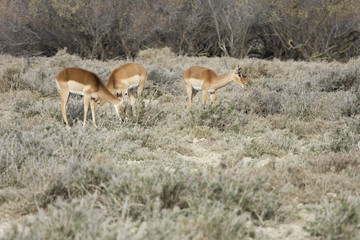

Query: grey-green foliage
[2,51,360,240]
[2,166,281,240]
[307,197,360,240]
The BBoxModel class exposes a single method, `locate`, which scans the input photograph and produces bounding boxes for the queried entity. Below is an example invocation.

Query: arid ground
[1,48,360,239]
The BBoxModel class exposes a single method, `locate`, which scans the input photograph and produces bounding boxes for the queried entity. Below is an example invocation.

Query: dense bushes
[1,0,359,61]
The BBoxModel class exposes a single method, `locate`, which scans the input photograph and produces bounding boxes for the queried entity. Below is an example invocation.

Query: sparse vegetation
[1,49,360,239]
[307,197,360,240]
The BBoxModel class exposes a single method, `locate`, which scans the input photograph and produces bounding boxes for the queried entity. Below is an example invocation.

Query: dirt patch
[175,138,222,168]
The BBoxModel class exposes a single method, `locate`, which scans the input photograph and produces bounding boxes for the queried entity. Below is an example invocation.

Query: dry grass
[0,48,360,239]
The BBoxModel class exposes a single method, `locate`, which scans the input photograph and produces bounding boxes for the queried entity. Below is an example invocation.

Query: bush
[0,66,23,92]
[184,102,248,133]
[1,165,283,239]
[244,88,283,116]
[309,152,360,174]
[1,0,359,61]
[243,130,297,158]
[328,125,359,153]
[320,67,360,92]
[307,197,360,240]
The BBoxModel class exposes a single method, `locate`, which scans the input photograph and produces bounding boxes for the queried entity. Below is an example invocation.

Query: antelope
[55,67,125,127]
[183,65,246,110]
[97,63,147,109]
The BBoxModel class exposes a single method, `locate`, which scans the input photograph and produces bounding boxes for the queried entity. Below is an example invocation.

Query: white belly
[192,86,202,91]
[68,80,86,94]
[69,90,84,96]
[128,83,139,89]
[190,78,203,90]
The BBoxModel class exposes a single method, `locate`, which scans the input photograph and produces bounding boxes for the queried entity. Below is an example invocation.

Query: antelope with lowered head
[56,67,125,127]
[97,63,147,110]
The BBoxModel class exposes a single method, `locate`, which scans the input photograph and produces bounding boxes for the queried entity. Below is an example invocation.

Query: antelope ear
[233,65,239,73]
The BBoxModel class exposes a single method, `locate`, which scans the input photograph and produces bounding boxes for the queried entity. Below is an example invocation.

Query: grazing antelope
[97,63,147,109]
[55,67,125,127]
[183,65,246,110]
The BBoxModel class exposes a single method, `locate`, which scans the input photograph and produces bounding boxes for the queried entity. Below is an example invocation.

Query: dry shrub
[285,166,317,192]
[125,99,165,127]
[340,91,360,117]
[48,48,83,69]
[307,197,360,240]
[267,114,288,131]
[166,145,195,157]
[183,102,248,133]
[0,125,100,187]
[0,55,26,92]
[279,90,358,121]
[0,131,26,186]
[243,130,297,158]
[242,60,271,79]
[281,92,317,120]
[188,126,214,139]
[242,59,287,79]
[240,58,360,120]
[3,52,360,239]
[148,66,174,85]
[286,119,328,137]
[2,196,257,240]
[238,87,283,116]
[2,197,142,240]
[319,65,360,92]
[147,66,183,96]
[0,66,23,92]
[326,124,359,152]
[137,47,176,61]
[260,159,358,205]
[1,164,283,239]
[11,92,62,127]
[267,114,329,138]
[309,152,360,174]
[18,63,57,97]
